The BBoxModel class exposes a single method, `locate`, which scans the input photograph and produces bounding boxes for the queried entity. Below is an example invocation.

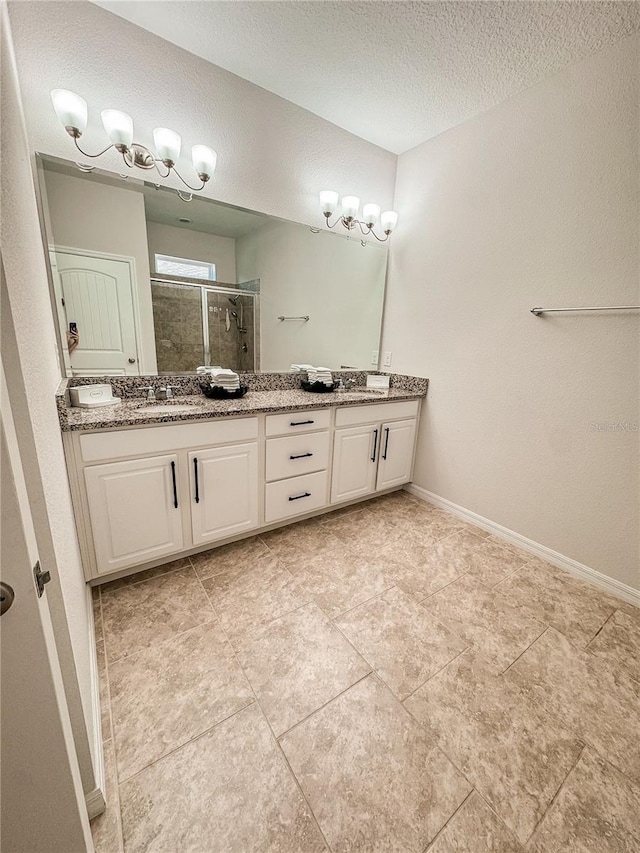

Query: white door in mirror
[54,250,140,375]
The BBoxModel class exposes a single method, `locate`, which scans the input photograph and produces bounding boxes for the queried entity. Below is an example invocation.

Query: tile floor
[91,491,640,852]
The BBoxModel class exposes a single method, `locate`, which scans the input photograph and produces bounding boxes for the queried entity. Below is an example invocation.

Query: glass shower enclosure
[150,278,257,374]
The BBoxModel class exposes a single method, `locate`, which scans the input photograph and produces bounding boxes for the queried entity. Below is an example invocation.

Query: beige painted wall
[1,8,97,794]
[382,33,640,590]
[43,169,157,374]
[146,221,237,283]
[236,220,387,371]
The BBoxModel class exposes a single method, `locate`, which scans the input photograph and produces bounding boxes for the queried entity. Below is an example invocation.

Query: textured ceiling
[93,1,640,154]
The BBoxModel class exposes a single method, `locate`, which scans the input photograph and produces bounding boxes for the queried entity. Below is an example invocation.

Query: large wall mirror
[36,155,388,376]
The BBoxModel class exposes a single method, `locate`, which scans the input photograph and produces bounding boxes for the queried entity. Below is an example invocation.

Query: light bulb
[362,203,380,228]
[153,127,181,166]
[101,109,133,150]
[319,190,339,217]
[192,145,217,182]
[51,89,87,137]
[341,195,360,220]
[380,210,398,234]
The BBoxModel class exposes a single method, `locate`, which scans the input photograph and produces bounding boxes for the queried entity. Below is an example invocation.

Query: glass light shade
[51,89,87,135]
[381,210,399,233]
[101,109,133,148]
[341,195,360,219]
[153,127,181,164]
[319,190,339,216]
[362,203,381,227]
[192,145,217,180]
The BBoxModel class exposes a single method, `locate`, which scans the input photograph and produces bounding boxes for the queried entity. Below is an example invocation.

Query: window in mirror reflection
[154,253,217,281]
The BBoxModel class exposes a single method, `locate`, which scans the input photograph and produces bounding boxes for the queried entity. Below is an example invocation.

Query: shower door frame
[150,277,259,372]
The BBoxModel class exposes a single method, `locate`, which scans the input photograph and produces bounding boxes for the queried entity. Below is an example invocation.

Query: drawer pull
[382,427,390,460]
[288,491,311,502]
[170,460,178,509]
[371,428,378,462]
[290,452,313,460]
[290,419,314,426]
[193,457,200,503]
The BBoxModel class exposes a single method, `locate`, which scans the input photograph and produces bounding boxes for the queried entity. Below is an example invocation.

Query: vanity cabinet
[65,398,421,582]
[84,454,184,574]
[331,401,419,504]
[189,444,259,546]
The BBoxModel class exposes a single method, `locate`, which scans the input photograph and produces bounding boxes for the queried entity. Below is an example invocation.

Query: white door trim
[405,483,640,608]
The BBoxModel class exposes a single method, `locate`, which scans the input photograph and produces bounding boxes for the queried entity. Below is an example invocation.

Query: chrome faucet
[141,386,156,401]
[156,386,178,401]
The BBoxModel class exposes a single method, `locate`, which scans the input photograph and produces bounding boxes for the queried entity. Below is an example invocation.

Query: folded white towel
[291,363,315,372]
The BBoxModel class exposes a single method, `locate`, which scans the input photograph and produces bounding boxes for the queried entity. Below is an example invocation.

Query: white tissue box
[366,375,390,390]
[69,384,120,408]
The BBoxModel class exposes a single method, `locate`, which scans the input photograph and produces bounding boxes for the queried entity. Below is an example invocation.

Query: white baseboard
[86,584,106,820]
[404,484,640,608]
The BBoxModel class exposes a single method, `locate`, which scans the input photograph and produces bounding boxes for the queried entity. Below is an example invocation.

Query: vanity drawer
[334,400,419,427]
[266,432,330,482]
[264,470,328,523]
[265,408,331,437]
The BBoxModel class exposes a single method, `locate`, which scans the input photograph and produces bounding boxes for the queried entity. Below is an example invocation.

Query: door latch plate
[33,561,52,598]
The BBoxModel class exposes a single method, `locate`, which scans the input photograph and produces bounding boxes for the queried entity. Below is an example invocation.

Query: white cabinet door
[376,419,417,491]
[85,454,183,575]
[189,443,259,545]
[331,424,378,504]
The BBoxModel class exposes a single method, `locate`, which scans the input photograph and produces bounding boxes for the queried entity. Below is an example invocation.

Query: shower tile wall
[152,282,204,374]
[152,282,256,374]
[207,292,255,372]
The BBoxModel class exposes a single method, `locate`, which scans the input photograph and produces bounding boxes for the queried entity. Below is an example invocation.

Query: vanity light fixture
[319,190,398,241]
[50,89,217,196]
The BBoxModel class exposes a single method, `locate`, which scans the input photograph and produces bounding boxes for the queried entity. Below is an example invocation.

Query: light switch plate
[382,351,392,367]
[371,350,379,365]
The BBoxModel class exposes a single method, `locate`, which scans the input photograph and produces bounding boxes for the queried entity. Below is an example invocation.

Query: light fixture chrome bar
[278,315,310,321]
[531,305,640,316]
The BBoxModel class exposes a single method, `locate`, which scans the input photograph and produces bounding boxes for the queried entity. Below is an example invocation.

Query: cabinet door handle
[371,428,379,462]
[290,452,313,460]
[170,460,178,509]
[193,457,200,503]
[290,419,314,426]
[288,491,311,502]
[382,427,390,460]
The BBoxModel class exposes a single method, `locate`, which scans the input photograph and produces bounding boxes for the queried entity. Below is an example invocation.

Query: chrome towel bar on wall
[278,315,310,321]
[531,305,640,316]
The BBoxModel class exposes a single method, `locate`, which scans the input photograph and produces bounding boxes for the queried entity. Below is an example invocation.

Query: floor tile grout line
[400,645,472,704]
[421,788,475,853]
[99,556,194,596]
[501,626,550,676]
[115,698,258,788]
[191,570,335,853]
[522,741,587,846]
[276,671,373,742]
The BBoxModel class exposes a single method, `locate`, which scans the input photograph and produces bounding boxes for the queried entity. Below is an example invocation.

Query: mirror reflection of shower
[151,278,257,374]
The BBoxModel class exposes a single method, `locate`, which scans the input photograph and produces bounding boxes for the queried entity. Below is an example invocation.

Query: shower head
[228,296,238,305]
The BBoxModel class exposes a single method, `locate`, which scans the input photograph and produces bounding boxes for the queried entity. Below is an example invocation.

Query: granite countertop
[59,387,426,432]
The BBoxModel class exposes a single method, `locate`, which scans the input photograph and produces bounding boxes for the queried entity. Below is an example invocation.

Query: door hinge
[61,297,65,306]
[33,561,52,598]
